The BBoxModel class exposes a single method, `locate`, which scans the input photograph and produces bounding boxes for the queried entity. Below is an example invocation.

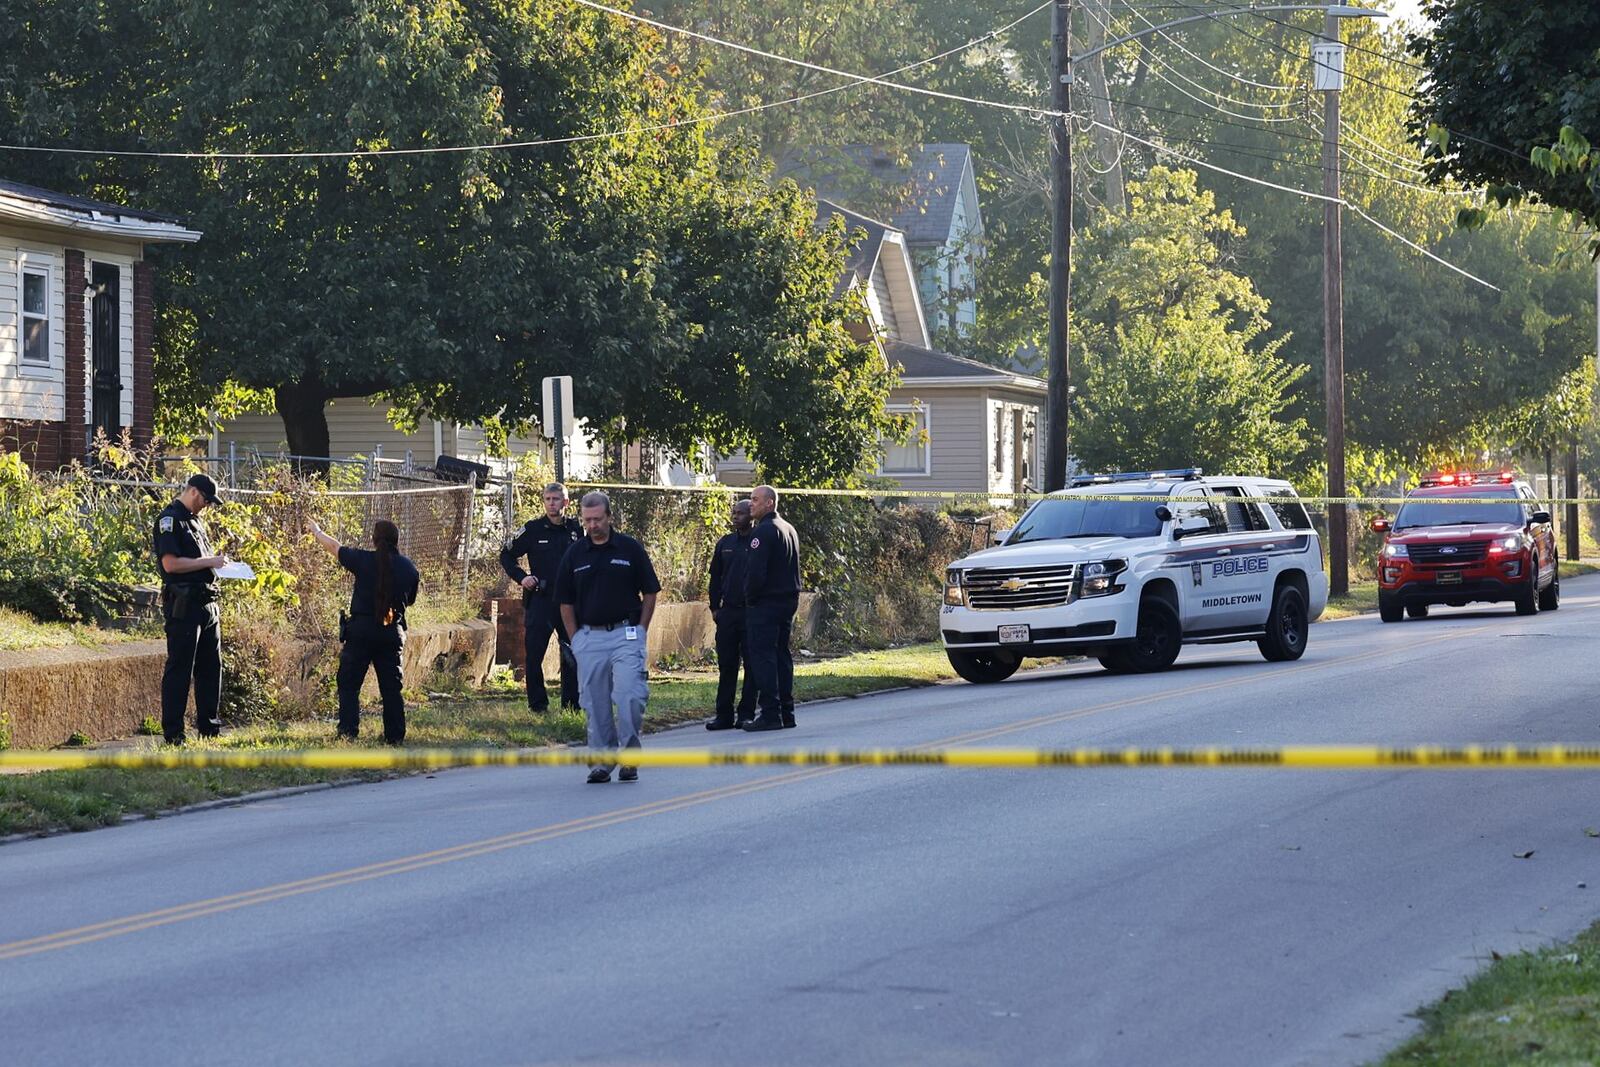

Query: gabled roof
[0,177,201,243]
[887,340,1046,393]
[806,144,981,247]
[816,198,888,289]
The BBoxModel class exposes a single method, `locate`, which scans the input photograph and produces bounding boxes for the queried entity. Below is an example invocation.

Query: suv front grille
[964,563,1079,610]
[1409,541,1488,565]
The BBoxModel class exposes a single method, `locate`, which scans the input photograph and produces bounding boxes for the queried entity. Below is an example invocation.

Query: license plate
[997,624,1031,644]
[1436,571,1463,585]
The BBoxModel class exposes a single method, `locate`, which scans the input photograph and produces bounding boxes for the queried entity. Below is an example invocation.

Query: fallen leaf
[1585,827,1600,838]
[1514,850,1536,859]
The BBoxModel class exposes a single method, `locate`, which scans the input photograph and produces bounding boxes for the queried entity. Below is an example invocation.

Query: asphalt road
[6,582,1600,1067]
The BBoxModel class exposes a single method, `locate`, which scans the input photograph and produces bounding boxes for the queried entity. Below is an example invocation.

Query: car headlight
[1081,559,1127,597]
[1383,542,1408,558]
[944,569,965,606]
[1501,536,1520,551]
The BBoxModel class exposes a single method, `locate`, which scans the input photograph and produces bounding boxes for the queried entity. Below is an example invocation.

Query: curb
[0,775,381,848]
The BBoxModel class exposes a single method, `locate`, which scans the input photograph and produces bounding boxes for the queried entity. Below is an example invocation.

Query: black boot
[741,715,784,732]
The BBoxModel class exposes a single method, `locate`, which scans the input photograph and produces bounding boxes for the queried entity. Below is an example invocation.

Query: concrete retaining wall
[495,594,822,678]
[0,620,496,749]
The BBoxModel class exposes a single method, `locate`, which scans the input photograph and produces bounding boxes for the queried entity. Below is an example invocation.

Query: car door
[1208,485,1278,629]
[1169,489,1235,631]
[1521,484,1555,584]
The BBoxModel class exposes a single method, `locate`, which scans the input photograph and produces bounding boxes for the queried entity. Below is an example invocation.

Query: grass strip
[0,642,957,838]
[1373,919,1600,1065]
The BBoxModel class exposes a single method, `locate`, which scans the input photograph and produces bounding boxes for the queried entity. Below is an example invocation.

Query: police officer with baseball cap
[153,474,230,744]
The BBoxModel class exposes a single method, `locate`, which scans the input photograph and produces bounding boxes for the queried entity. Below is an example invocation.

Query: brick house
[0,179,201,469]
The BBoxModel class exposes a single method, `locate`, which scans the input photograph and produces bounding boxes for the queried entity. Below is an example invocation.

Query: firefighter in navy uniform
[499,483,583,714]
[704,498,757,730]
[153,473,229,744]
[741,484,801,732]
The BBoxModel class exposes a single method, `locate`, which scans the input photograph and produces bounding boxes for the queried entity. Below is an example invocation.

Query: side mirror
[991,529,1008,546]
[1531,509,1552,525]
[1369,517,1390,534]
[1154,505,1173,524]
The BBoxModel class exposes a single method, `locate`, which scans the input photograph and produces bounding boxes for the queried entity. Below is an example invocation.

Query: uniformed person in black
[554,491,661,784]
[310,517,420,744]
[705,499,757,730]
[153,473,229,744]
[742,484,802,732]
[499,482,582,714]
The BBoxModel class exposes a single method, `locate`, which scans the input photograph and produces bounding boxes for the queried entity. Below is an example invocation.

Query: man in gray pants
[554,491,661,784]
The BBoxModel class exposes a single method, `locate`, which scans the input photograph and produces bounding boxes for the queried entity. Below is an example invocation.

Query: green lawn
[0,642,959,837]
[0,606,153,653]
[1373,918,1600,1065]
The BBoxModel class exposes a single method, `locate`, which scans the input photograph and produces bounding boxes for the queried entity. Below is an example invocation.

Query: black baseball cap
[186,473,223,505]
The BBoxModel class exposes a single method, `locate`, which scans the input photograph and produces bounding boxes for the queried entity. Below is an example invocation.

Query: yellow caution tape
[7,745,1600,771]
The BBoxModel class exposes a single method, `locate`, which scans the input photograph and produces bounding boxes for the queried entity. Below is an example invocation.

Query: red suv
[1371,472,1559,622]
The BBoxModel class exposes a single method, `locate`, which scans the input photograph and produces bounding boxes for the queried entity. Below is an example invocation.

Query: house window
[882,404,930,476]
[19,262,50,364]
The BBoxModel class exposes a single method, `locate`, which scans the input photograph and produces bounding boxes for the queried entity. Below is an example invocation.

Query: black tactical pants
[338,616,406,744]
[746,595,798,721]
[162,591,222,743]
[524,597,579,712]
[712,607,757,725]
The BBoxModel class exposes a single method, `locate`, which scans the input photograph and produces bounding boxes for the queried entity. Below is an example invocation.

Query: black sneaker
[619,766,638,782]
[586,768,611,784]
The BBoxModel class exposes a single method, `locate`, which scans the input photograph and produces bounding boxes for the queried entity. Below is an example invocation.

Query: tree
[1409,0,1600,241]
[1067,169,1309,475]
[0,0,901,482]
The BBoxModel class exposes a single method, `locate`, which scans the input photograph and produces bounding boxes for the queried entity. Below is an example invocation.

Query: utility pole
[1044,0,1073,493]
[1316,10,1348,596]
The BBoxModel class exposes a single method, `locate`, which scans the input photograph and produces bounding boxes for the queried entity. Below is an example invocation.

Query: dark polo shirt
[554,531,662,627]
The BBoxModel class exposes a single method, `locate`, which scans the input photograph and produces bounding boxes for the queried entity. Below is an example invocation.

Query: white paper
[216,561,256,581]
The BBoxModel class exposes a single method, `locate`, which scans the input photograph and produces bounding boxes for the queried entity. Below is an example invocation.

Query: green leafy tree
[0,0,899,482]
[1067,168,1309,475]
[1408,0,1600,243]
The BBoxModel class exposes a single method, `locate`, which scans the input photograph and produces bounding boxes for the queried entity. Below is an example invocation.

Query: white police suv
[940,469,1329,683]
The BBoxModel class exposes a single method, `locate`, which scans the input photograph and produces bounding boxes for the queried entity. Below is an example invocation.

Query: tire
[1539,558,1560,612]
[1405,604,1429,620]
[1378,593,1404,623]
[1258,584,1309,662]
[1513,573,1539,616]
[1123,598,1182,673]
[1098,652,1133,674]
[946,648,1022,684]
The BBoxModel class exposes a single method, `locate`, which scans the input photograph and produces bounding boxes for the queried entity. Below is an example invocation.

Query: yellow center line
[0,612,1534,961]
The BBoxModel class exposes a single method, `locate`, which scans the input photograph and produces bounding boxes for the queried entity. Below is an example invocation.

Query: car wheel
[1513,575,1539,616]
[1405,603,1429,619]
[1539,560,1560,612]
[1123,598,1182,673]
[946,648,1022,684]
[1258,584,1309,662]
[1098,652,1133,674]
[1378,593,1404,623]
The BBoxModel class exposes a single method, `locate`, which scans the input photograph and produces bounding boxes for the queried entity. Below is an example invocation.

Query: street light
[1043,3,1384,568]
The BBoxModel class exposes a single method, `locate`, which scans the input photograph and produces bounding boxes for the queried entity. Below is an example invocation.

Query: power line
[567,0,1062,118]
[1113,0,1299,91]
[0,1,1055,161]
[1344,201,1501,290]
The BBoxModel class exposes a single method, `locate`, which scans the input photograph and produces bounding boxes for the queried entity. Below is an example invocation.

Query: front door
[90,263,121,448]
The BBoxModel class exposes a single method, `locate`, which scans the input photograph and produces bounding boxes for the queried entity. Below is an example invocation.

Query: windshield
[1393,495,1523,530]
[1007,494,1166,543]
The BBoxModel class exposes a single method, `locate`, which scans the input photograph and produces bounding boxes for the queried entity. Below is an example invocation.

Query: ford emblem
[1440,546,1457,555]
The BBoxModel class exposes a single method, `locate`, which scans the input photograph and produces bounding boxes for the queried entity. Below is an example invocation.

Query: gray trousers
[572,625,649,769]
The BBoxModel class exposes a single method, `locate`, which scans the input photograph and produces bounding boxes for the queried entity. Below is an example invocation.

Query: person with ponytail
[310,516,421,744]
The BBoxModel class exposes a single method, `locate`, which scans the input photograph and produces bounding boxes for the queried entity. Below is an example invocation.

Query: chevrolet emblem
[999,578,1030,592]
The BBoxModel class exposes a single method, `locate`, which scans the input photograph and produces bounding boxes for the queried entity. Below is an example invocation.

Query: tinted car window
[1264,488,1313,531]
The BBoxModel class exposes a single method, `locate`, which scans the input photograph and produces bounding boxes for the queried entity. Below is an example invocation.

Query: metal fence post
[463,473,477,602]
[227,441,237,488]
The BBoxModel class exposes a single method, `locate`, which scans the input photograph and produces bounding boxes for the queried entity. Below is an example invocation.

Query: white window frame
[880,403,932,478]
[16,252,54,377]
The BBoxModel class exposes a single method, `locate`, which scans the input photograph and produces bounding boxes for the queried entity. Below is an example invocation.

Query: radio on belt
[938,470,1328,685]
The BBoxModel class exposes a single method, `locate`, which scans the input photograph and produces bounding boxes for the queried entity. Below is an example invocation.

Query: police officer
[499,482,582,715]
[153,473,229,744]
[705,498,757,730]
[309,517,421,744]
[742,484,801,732]
[554,491,661,784]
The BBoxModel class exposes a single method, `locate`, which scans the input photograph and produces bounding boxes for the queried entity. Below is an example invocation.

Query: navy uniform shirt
[708,530,753,612]
[338,547,421,627]
[744,512,801,605]
[153,498,218,594]
[554,531,662,627]
[499,516,581,595]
